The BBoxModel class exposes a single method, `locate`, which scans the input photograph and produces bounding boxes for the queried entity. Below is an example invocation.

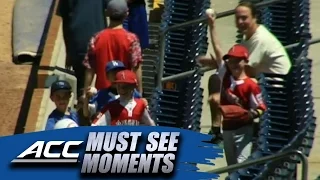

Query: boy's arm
[82,88,98,120]
[249,82,267,118]
[140,109,156,126]
[196,14,224,69]
[91,106,111,126]
[196,55,219,68]
[84,70,95,96]
[82,97,90,119]
[133,64,143,94]
[83,35,98,96]
[91,111,111,126]
[77,108,91,126]
[83,98,97,120]
[129,36,143,94]
[208,14,224,67]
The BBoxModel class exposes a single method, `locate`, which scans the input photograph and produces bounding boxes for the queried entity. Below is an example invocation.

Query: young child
[219,44,266,167]
[83,60,143,120]
[45,80,80,130]
[92,70,155,126]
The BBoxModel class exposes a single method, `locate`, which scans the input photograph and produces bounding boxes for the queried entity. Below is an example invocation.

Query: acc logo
[11,141,83,164]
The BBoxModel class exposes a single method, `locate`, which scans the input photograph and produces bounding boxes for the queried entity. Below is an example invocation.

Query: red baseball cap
[114,70,137,85]
[222,44,249,62]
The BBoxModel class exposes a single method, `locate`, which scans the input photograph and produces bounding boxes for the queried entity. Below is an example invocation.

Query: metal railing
[161,38,320,83]
[208,150,308,180]
[157,0,307,89]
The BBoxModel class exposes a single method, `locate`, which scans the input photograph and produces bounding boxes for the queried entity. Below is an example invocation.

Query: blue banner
[0,126,223,179]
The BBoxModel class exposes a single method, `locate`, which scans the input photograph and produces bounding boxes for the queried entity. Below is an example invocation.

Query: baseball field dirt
[0,0,61,136]
[0,0,33,136]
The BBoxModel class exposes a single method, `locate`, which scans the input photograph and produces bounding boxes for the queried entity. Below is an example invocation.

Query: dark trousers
[123,5,149,49]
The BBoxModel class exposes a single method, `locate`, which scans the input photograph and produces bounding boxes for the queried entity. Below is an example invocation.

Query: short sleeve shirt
[242,25,291,75]
[83,29,142,90]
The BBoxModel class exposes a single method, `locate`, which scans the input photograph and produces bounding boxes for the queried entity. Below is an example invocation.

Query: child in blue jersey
[45,80,80,130]
[83,60,143,120]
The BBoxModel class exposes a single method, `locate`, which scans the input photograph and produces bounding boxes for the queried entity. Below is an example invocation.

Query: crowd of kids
[46,61,155,130]
[46,48,265,170]
[47,0,153,129]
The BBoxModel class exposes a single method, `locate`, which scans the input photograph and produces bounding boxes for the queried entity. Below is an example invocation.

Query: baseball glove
[220,105,255,130]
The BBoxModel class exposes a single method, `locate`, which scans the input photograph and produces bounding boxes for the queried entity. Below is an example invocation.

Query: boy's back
[84,28,141,90]
[94,29,136,67]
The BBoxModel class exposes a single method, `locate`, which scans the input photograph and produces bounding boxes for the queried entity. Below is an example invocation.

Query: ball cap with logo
[222,44,249,62]
[51,80,72,94]
[114,70,138,86]
[105,60,126,72]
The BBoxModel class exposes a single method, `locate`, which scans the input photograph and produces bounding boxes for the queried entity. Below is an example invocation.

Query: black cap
[51,80,72,94]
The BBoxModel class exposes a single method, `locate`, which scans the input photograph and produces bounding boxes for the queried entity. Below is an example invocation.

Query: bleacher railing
[208,150,308,180]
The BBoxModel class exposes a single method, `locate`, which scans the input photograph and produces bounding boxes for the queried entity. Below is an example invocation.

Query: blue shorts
[123,5,149,49]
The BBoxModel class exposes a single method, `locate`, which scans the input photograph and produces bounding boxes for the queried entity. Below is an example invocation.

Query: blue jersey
[89,88,141,112]
[45,108,80,130]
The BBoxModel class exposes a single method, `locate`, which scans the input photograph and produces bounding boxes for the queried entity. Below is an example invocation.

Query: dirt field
[0,0,32,136]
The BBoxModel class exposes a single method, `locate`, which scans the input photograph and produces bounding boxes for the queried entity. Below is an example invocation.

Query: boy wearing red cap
[219,44,266,167]
[82,60,143,122]
[197,13,266,168]
[92,70,155,126]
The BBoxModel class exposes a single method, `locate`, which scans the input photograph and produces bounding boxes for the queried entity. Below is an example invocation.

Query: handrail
[161,38,320,83]
[156,0,291,89]
[207,150,308,180]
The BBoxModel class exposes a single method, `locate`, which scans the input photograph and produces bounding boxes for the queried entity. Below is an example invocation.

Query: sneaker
[208,127,220,135]
[210,133,224,148]
[208,128,214,135]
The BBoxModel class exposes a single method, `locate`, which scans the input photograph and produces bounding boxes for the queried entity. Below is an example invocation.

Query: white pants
[223,125,253,167]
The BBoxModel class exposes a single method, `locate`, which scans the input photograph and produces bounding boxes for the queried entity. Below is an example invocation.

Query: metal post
[161,37,320,83]
[156,0,290,89]
[208,150,308,180]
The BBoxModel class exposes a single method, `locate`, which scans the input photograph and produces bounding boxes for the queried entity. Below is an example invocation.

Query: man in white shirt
[235,1,291,76]
[197,1,291,144]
